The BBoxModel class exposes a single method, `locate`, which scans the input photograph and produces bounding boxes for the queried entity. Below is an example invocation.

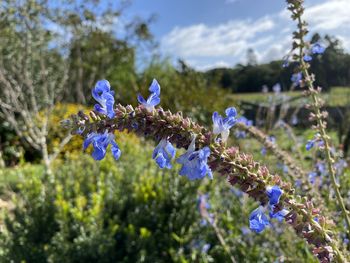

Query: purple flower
[212,107,237,142]
[266,185,283,206]
[83,132,121,161]
[249,206,270,233]
[152,138,176,169]
[291,72,302,86]
[137,79,161,112]
[312,43,325,54]
[177,138,213,180]
[92,80,115,118]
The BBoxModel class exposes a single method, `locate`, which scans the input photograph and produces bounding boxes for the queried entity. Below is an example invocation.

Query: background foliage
[0,0,349,262]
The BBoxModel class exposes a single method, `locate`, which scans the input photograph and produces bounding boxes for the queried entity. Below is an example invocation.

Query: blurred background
[0,0,349,262]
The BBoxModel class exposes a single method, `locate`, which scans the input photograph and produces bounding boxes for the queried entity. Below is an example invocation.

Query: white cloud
[304,0,350,31]
[162,16,275,58]
[160,0,350,70]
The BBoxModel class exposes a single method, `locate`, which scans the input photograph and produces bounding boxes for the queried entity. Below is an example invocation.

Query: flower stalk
[66,104,348,262]
[286,0,350,242]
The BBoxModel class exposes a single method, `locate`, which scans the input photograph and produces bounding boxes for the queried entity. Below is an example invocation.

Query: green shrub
[0,134,316,262]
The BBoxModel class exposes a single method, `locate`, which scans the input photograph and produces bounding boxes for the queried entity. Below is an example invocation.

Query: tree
[0,0,70,174]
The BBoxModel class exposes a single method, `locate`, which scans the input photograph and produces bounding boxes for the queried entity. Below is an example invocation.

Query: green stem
[296,15,350,243]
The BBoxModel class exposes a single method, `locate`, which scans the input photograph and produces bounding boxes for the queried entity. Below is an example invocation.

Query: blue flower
[266,185,283,206]
[291,72,302,86]
[249,206,270,233]
[303,54,312,62]
[305,139,315,151]
[212,107,237,142]
[308,171,317,184]
[312,43,325,54]
[177,138,213,180]
[137,79,161,112]
[83,132,121,161]
[315,161,327,176]
[152,138,176,169]
[92,80,115,118]
[235,116,253,139]
[237,116,253,126]
[269,207,288,222]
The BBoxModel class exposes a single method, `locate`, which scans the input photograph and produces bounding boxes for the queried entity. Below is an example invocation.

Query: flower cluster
[249,185,288,233]
[303,43,325,62]
[83,132,121,161]
[153,138,176,169]
[177,137,213,180]
[85,79,220,181]
[84,81,121,160]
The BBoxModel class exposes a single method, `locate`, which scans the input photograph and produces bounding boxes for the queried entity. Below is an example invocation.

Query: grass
[229,86,350,107]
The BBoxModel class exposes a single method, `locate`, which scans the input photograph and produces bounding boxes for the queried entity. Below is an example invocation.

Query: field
[229,87,350,107]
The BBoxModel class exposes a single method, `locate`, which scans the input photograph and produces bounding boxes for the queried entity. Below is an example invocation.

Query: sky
[126,0,350,71]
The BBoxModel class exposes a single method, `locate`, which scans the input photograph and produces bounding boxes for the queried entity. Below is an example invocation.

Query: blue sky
[126,0,350,70]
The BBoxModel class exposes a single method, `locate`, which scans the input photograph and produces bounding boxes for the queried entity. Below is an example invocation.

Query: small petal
[147,93,160,107]
[269,207,288,222]
[149,79,160,95]
[137,94,147,104]
[225,107,237,118]
[303,54,312,62]
[152,139,176,169]
[249,207,270,233]
[111,140,121,160]
[266,185,283,206]
[312,43,325,54]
